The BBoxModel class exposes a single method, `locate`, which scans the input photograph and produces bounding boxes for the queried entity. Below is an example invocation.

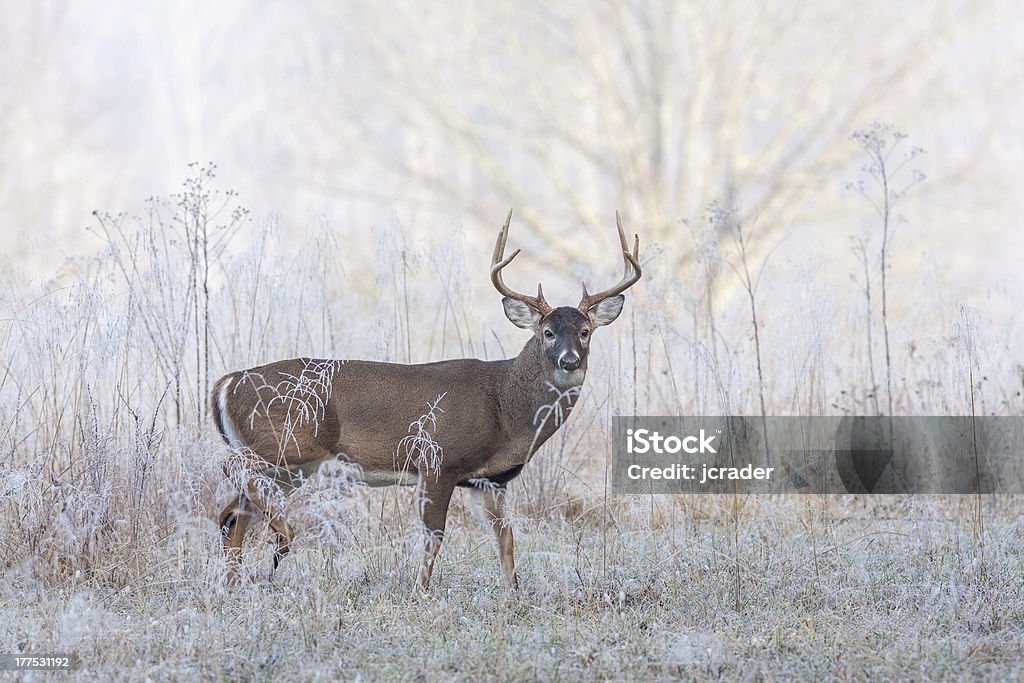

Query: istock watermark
[612,416,1024,494]
[625,427,719,455]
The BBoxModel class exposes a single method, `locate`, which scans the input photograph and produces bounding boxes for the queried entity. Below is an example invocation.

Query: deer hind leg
[415,478,456,592]
[219,494,257,586]
[244,475,295,581]
[468,485,518,590]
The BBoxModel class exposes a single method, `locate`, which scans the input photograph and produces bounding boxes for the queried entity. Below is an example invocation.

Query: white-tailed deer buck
[213,210,641,589]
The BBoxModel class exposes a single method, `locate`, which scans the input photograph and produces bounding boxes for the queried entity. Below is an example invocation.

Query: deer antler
[491,209,553,316]
[578,211,642,312]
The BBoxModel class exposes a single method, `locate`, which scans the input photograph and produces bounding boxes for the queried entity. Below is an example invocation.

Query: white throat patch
[553,368,586,387]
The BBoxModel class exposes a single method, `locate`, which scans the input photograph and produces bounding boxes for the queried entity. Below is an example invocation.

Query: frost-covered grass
[2,168,1023,680]
[3,496,1023,680]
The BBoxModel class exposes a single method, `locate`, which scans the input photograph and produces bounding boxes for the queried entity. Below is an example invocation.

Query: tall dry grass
[1,160,1022,679]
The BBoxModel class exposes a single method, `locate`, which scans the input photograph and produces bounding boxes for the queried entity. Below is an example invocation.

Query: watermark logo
[613,416,1024,494]
[626,428,719,455]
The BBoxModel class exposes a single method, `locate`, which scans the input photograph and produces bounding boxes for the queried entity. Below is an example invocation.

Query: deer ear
[502,297,543,330]
[587,295,625,327]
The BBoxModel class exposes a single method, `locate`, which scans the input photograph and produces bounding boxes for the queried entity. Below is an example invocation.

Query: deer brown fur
[213,210,641,589]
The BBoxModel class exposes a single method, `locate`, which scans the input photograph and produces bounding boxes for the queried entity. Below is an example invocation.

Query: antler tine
[615,210,629,274]
[615,210,641,277]
[578,212,643,312]
[490,209,552,315]
[492,209,514,266]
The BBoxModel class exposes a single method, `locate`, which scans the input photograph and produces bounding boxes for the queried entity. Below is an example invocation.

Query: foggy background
[2,0,1021,319]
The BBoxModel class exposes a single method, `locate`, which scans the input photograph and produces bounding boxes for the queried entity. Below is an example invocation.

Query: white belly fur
[359,470,420,487]
[261,459,419,490]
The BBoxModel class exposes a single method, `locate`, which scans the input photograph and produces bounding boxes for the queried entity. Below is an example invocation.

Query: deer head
[491,209,642,383]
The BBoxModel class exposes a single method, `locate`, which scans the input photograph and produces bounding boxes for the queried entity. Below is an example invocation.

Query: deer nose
[559,354,580,371]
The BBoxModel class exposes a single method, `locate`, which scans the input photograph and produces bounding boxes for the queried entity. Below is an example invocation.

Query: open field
[3,1,1024,679]
[2,491,1023,680]
[2,167,1023,680]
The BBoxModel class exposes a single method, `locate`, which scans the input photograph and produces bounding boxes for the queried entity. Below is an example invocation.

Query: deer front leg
[416,477,456,592]
[468,485,518,590]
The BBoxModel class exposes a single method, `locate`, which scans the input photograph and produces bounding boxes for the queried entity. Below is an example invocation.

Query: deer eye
[580,329,590,338]
[543,329,555,339]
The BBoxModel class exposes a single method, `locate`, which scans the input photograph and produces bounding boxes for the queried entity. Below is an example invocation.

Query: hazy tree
[304,0,991,279]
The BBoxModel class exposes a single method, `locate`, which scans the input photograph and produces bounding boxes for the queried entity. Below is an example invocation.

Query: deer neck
[498,337,583,445]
